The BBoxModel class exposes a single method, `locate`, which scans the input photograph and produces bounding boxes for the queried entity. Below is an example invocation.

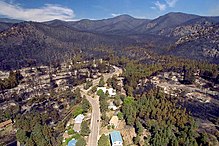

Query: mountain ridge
[1,12,219,35]
[0,12,219,70]
[0,18,23,23]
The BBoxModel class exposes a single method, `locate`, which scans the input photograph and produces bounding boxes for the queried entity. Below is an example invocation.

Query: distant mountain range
[0,18,23,23]
[44,12,219,36]
[0,18,23,32]
[0,12,219,70]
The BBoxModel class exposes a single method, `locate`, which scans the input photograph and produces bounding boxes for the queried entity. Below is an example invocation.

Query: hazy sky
[0,0,219,21]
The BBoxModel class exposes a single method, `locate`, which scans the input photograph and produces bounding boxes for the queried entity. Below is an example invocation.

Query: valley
[0,56,218,146]
[0,11,219,146]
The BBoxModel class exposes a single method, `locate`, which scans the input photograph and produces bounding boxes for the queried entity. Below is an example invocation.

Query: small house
[108,102,118,111]
[75,114,85,124]
[73,114,84,133]
[110,131,123,146]
[107,88,116,97]
[97,87,116,97]
[68,139,77,146]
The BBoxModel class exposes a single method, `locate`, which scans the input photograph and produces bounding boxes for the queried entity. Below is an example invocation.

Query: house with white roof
[108,102,118,110]
[110,131,123,146]
[97,87,116,97]
[74,114,84,123]
[73,114,84,132]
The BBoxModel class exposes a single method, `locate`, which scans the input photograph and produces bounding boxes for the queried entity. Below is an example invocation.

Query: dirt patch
[106,110,115,118]
[0,125,16,145]
[120,127,136,146]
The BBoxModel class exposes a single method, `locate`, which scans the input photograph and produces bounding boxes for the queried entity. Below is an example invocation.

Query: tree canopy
[98,134,110,146]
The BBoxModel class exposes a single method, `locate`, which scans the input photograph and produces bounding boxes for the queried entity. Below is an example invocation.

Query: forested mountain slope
[0,12,219,70]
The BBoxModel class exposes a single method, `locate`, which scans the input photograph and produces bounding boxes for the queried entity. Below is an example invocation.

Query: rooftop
[73,123,81,132]
[110,131,123,143]
[97,87,116,96]
[74,114,84,124]
[68,139,77,146]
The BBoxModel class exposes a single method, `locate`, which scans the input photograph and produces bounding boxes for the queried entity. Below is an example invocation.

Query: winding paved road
[79,66,122,146]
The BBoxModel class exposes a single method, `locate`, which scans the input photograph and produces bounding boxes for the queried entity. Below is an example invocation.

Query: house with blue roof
[110,131,123,146]
[68,139,77,146]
